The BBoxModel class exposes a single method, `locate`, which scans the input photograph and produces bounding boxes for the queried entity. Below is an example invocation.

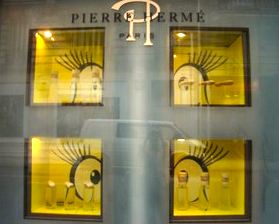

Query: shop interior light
[50,37,55,41]
[173,54,177,58]
[187,139,204,147]
[43,30,53,39]
[176,32,186,38]
[177,139,186,142]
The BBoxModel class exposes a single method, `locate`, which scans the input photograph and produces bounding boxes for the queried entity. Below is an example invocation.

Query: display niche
[27,28,104,105]
[25,137,102,221]
[171,27,250,106]
[170,139,251,222]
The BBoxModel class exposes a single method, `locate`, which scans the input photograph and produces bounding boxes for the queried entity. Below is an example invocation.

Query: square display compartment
[24,137,103,221]
[170,139,251,222]
[27,27,105,106]
[170,27,251,106]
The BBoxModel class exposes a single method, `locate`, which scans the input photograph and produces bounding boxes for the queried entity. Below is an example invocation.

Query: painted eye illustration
[174,50,228,105]
[173,141,229,201]
[52,141,102,200]
[55,50,103,104]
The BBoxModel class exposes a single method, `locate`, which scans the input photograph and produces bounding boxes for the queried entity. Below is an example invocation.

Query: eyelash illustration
[55,49,103,103]
[55,50,102,72]
[174,141,229,172]
[174,50,228,104]
[173,141,229,202]
[52,140,102,200]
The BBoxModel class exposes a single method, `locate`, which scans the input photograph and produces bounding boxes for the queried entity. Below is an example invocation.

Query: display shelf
[31,203,101,215]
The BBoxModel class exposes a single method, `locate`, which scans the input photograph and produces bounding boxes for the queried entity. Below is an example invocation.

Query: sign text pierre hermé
[71,0,205,46]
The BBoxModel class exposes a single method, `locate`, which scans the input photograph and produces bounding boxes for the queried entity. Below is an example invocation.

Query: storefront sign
[112,0,161,45]
[71,0,205,46]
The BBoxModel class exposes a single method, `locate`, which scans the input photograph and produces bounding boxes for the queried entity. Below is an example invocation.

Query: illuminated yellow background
[172,30,247,105]
[30,137,102,216]
[172,139,247,217]
[32,29,104,104]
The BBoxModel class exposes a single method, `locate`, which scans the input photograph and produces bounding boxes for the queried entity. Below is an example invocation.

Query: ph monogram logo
[112,0,161,46]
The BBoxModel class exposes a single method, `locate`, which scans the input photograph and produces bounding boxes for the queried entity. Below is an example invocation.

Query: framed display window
[24,137,103,221]
[27,27,105,105]
[170,27,251,106]
[170,139,251,222]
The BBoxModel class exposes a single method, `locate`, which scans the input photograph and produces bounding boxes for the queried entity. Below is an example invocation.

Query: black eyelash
[51,140,102,165]
[174,50,228,104]
[51,141,102,200]
[55,49,102,71]
[177,50,228,77]
[174,141,229,172]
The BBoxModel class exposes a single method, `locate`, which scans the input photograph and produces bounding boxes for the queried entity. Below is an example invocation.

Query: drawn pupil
[179,77,189,91]
[90,170,101,184]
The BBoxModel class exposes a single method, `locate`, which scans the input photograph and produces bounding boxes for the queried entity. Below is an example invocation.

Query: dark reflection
[0,95,23,137]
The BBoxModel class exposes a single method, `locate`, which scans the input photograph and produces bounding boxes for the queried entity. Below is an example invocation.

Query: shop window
[170,139,251,222]
[27,28,104,105]
[25,137,102,221]
[170,27,250,106]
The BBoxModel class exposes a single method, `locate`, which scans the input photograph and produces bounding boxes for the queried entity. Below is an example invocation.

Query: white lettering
[112,0,161,46]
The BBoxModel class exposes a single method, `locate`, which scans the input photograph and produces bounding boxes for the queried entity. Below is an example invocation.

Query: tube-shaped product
[177,170,189,210]
[83,182,94,210]
[91,70,101,103]
[220,173,231,210]
[46,181,56,209]
[48,71,59,103]
[70,69,80,103]
[198,172,209,211]
[64,182,75,210]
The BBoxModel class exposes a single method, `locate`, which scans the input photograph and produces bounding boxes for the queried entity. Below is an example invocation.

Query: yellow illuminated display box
[170,139,251,222]
[24,137,102,221]
[171,27,251,106]
[27,28,104,105]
